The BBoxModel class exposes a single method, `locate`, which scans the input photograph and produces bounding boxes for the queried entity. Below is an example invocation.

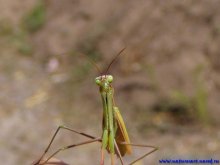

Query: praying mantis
[33,48,158,165]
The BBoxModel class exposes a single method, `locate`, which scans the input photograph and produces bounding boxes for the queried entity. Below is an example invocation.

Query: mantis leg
[119,142,158,165]
[114,140,125,165]
[38,138,101,165]
[101,129,108,165]
[33,125,101,165]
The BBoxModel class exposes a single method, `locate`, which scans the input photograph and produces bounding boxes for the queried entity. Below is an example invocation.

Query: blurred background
[0,0,219,164]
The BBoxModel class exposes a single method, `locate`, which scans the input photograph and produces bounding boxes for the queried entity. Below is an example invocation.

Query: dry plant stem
[36,157,69,165]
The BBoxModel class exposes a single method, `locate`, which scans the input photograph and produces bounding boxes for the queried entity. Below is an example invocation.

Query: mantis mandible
[33,48,158,165]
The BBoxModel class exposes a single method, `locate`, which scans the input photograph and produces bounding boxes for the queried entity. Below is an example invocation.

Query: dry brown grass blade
[32,157,69,165]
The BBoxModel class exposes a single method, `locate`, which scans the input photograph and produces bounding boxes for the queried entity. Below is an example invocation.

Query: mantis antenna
[104,47,126,75]
[57,48,126,76]
[78,52,102,75]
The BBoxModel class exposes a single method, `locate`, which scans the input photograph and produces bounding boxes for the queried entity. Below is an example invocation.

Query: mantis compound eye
[95,78,101,85]
[107,75,113,83]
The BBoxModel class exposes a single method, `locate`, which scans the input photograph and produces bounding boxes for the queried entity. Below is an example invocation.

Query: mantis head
[95,75,113,91]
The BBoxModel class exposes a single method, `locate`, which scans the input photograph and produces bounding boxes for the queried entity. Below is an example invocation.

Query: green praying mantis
[33,48,158,165]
